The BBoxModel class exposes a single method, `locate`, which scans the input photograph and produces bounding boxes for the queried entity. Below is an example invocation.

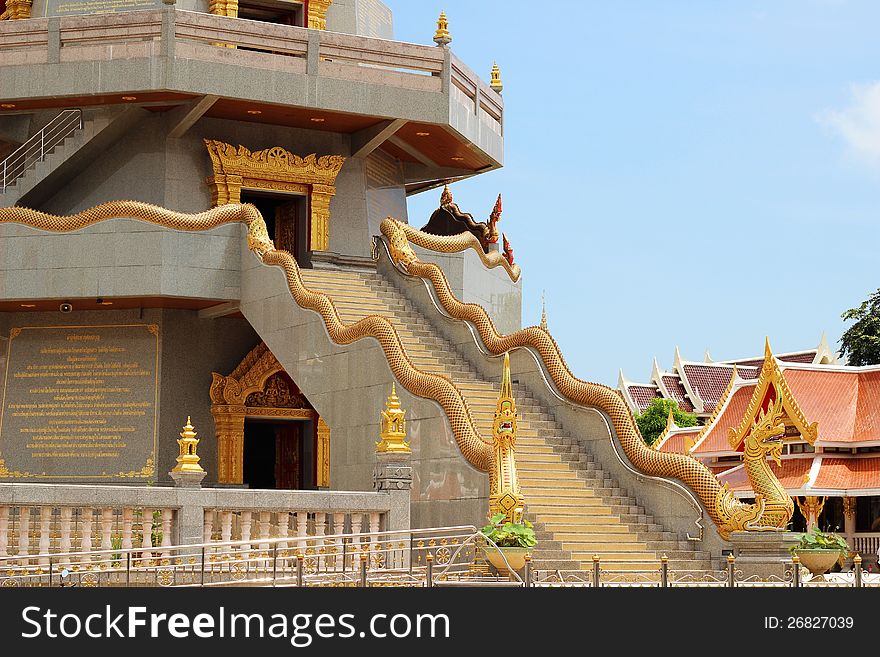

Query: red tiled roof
[812,457,880,490]
[855,370,880,442]
[661,375,694,413]
[780,351,818,364]
[737,366,761,380]
[783,368,880,444]
[657,429,701,454]
[691,386,755,454]
[718,457,814,492]
[729,350,817,368]
[627,384,661,413]
[680,364,752,413]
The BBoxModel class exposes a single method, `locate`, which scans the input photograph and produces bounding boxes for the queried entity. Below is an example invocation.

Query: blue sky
[390,1,879,386]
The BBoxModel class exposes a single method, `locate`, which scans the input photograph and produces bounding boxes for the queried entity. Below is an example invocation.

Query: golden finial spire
[499,352,513,402]
[434,10,452,46]
[490,62,503,93]
[172,416,205,474]
[440,183,453,206]
[540,291,548,332]
[376,383,411,453]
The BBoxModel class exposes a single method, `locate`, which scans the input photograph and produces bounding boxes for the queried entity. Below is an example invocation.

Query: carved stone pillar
[212,405,246,484]
[309,185,335,252]
[316,417,330,488]
[307,0,332,30]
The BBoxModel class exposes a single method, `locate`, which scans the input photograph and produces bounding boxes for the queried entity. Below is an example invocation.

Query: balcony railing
[0,9,502,135]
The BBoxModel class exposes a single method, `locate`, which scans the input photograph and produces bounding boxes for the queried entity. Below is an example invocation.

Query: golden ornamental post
[490,62,503,93]
[488,353,524,522]
[433,10,452,47]
[376,384,411,454]
[170,416,207,488]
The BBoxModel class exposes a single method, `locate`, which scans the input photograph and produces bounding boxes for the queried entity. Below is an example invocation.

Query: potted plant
[789,528,850,578]
[480,512,537,574]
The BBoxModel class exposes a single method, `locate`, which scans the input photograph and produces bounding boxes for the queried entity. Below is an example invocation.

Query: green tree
[839,288,880,366]
[635,398,698,446]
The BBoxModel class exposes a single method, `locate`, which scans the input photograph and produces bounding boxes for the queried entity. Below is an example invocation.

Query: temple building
[650,340,880,566]
[2,0,873,581]
[618,334,837,419]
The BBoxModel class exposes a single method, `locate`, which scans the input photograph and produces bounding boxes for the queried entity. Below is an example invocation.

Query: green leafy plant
[480,513,537,549]
[839,288,880,365]
[635,398,699,446]
[789,528,850,560]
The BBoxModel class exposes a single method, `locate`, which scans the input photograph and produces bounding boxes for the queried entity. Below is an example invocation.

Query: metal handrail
[1,108,83,193]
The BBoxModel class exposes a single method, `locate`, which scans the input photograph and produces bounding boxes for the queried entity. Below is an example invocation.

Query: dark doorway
[238,0,305,26]
[240,190,310,267]
[243,420,315,489]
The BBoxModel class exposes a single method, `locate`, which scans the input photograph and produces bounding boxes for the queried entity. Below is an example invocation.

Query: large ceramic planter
[485,547,530,574]
[795,549,841,577]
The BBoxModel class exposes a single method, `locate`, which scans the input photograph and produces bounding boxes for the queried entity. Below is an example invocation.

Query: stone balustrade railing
[0,8,502,135]
[852,533,880,562]
[0,483,407,565]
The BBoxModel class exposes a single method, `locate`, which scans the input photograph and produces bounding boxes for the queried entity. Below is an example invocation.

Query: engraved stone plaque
[0,324,159,482]
[44,0,162,18]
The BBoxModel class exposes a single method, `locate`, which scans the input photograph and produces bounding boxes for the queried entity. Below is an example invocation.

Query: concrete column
[373,451,412,532]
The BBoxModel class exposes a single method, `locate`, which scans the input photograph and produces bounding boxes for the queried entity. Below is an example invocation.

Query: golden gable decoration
[204,139,345,252]
[210,342,328,486]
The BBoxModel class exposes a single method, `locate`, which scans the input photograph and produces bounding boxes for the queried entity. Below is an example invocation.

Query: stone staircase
[1,106,147,208]
[299,267,713,573]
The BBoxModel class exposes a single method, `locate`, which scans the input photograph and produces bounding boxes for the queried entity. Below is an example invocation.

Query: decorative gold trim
[307,0,332,30]
[8,328,21,340]
[210,341,319,484]
[383,217,521,282]
[316,417,330,487]
[1,0,31,20]
[204,140,345,252]
[728,339,818,450]
[208,0,239,17]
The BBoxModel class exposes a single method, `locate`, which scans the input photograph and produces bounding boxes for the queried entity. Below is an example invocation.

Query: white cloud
[819,82,880,165]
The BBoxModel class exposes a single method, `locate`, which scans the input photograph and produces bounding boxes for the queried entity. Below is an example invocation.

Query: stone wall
[0,308,259,484]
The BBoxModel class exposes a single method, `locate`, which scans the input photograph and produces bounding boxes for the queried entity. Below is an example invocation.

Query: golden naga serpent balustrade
[0,202,495,488]
[379,217,768,539]
[0,201,764,539]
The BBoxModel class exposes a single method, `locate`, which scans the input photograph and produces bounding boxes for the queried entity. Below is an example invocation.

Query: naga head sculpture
[744,396,786,466]
[493,352,518,443]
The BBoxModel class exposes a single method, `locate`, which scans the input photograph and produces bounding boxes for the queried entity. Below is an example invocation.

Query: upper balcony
[0,7,503,188]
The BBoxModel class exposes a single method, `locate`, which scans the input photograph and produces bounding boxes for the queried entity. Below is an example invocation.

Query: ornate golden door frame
[205,139,345,252]
[210,342,330,487]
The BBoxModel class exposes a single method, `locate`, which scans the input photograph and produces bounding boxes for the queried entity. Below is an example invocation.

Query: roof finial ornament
[764,336,774,360]
[540,291,548,332]
[487,193,502,244]
[490,61,503,93]
[440,183,453,206]
[434,10,452,47]
[502,232,514,265]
